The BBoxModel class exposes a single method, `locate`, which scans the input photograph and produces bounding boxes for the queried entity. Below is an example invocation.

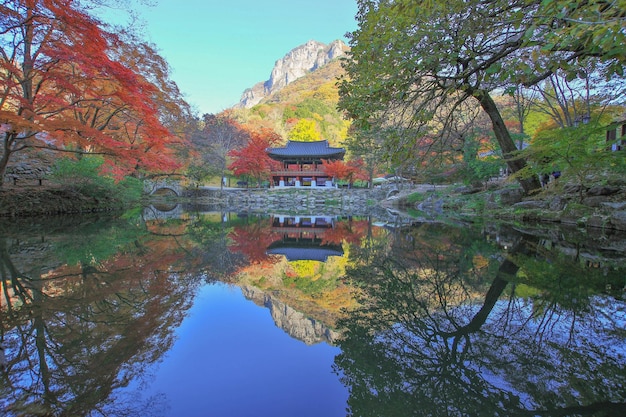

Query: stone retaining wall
[184,187,389,216]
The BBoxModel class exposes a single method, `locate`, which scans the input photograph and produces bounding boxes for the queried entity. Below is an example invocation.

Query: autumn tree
[227,128,282,187]
[322,158,368,187]
[321,159,350,183]
[189,112,249,187]
[344,128,387,188]
[0,0,186,187]
[287,119,321,142]
[113,34,194,166]
[339,0,626,195]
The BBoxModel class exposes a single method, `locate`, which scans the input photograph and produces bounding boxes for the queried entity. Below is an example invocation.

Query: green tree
[50,155,143,201]
[339,0,626,195]
[523,122,626,201]
[344,128,387,187]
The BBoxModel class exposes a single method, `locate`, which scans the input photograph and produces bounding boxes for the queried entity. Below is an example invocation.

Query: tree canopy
[287,119,322,142]
[227,127,282,186]
[0,0,188,186]
[188,112,249,186]
[339,0,626,194]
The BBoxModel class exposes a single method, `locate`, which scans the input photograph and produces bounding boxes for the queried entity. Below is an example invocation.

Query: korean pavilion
[266,140,345,188]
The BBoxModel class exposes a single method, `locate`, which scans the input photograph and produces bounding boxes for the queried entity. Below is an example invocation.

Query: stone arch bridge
[144,178,183,197]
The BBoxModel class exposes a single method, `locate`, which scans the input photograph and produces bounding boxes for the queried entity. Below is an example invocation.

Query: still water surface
[1,205,626,416]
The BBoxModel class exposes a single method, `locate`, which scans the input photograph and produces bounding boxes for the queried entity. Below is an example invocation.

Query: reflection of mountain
[241,286,340,345]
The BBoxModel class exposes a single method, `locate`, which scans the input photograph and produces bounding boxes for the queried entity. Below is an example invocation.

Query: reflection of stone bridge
[143,178,182,196]
[143,203,184,220]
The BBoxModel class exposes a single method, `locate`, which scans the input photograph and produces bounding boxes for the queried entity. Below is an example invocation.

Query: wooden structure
[266,140,345,188]
[606,120,626,151]
[266,215,343,261]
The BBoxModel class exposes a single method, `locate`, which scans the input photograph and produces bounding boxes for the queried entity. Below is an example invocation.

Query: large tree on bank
[227,127,282,187]
[339,0,626,194]
[0,0,184,187]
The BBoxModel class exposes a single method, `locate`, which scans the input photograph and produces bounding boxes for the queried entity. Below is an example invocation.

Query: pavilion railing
[271,170,328,177]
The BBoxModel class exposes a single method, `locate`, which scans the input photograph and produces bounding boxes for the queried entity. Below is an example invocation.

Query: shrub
[50,156,142,202]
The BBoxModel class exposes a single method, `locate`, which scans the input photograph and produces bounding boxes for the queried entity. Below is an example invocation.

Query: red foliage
[321,158,368,183]
[0,0,185,182]
[321,159,351,180]
[227,128,282,185]
[347,158,369,182]
[320,219,370,246]
[228,220,281,265]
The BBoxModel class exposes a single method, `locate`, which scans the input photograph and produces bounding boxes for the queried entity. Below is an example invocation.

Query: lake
[1,204,626,416]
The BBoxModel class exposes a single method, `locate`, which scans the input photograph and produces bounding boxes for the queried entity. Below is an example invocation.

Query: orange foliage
[321,158,368,183]
[0,0,185,182]
[227,128,282,184]
[229,221,281,265]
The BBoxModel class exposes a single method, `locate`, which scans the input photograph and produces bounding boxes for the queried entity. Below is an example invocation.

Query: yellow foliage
[472,254,490,270]
[289,260,319,278]
[287,119,321,142]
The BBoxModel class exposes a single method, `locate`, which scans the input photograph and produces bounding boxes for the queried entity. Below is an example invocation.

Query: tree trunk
[476,91,541,195]
[441,235,533,338]
[0,135,12,188]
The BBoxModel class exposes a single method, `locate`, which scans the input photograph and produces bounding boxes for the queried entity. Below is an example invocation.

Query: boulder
[495,188,523,205]
[601,201,626,210]
[609,211,626,231]
[587,185,621,196]
[548,196,567,211]
[563,183,582,194]
[583,196,612,208]
[513,200,548,209]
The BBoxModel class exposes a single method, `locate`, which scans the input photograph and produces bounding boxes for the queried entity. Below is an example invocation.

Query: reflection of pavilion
[267,215,343,262]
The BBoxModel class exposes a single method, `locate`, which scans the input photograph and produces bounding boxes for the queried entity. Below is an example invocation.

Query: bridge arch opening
[386,188,400,199]
[151,187,179,197]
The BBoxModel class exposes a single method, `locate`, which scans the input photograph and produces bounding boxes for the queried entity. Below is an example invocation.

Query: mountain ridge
[236,39,349,109]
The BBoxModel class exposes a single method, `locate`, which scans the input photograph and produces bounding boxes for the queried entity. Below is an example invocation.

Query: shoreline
[2,183,626,233]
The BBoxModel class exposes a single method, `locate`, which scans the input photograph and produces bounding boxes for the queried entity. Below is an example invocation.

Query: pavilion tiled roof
[266,140,345,159]
[267,247,344,262]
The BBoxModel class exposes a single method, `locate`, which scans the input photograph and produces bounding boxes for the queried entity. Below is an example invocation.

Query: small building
[266,140,345,188]
[606,120,626,151]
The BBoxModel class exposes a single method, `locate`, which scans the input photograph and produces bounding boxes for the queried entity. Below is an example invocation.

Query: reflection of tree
[228,216,281,265]
[0,217,206,416]
[0,238,33,311]
[335,223,626,417]
[321,218,371,246]
[186,212,247,281]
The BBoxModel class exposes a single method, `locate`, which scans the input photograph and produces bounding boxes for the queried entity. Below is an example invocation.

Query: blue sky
[97,0,358,115]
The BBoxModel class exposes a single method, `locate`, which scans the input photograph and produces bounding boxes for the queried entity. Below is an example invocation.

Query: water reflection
[335,222,626,417]
[1,209,625,416]
[1,215,197,416]
[267,215,344,261]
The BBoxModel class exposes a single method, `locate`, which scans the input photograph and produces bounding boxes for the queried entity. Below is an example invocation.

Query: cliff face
[241,286,340,345]
[237,39,349,108]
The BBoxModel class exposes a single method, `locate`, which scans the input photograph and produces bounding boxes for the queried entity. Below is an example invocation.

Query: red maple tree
[0,0,185,186]
[321,158,368,185]
[227,128,282,186]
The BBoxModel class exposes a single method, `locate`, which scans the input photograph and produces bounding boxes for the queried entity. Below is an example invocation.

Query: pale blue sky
[97,0,358,115]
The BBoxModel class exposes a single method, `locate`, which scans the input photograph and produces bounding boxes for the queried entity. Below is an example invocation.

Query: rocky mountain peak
[236,39,349,109]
